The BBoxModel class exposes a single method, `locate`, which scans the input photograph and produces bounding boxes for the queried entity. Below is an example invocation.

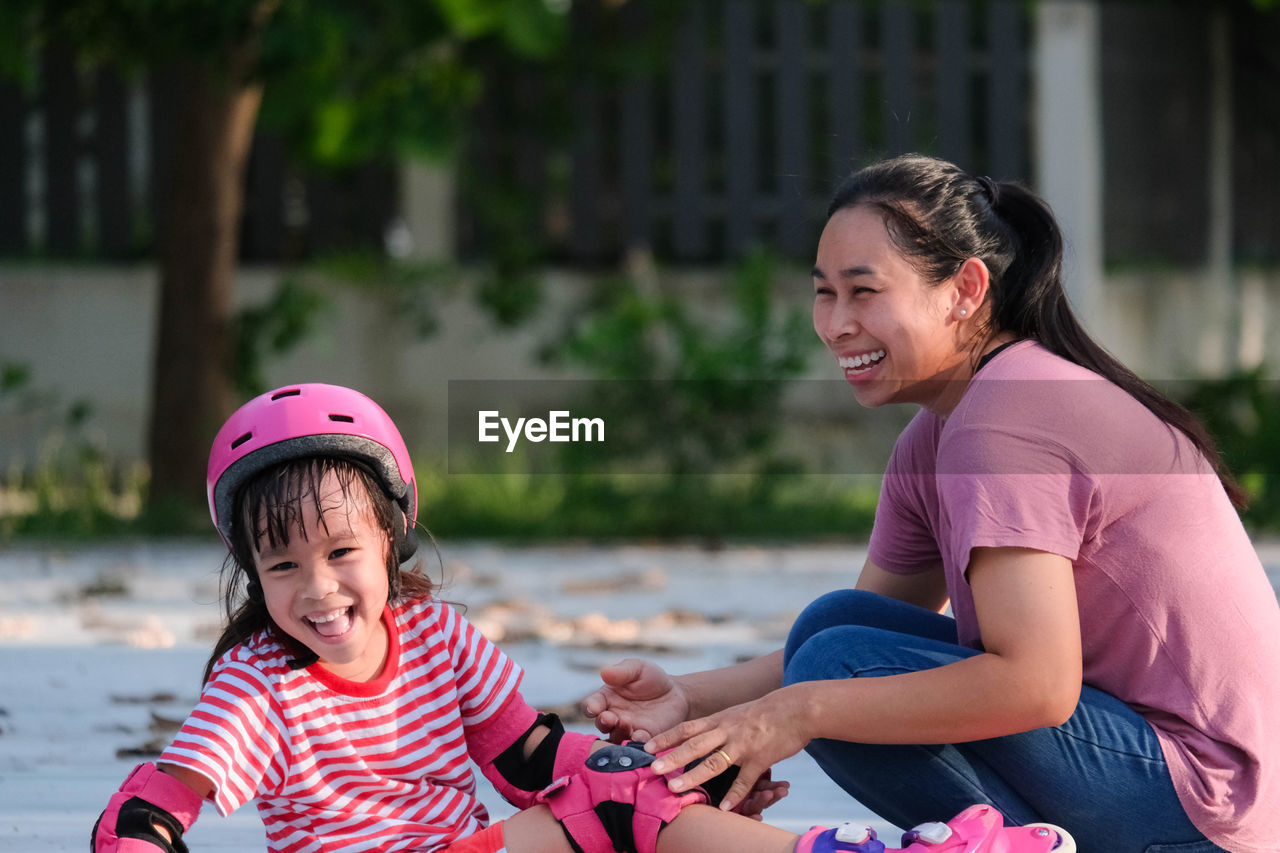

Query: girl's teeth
[309,608,353,637]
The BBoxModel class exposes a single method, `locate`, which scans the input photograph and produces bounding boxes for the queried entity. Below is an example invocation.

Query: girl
[91,382,1069,853]
[585,155,1280,853]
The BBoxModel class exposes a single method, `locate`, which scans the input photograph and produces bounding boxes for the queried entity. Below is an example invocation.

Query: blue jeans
[782,590,1224,853]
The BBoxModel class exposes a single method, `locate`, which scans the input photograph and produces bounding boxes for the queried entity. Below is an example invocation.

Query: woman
[583,155,1280,853]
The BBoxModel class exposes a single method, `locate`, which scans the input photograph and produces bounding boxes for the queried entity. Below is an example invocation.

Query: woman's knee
[784,622,919,685]
[785,623,976,687]
[785,589,960,668]
[784,589,888,666]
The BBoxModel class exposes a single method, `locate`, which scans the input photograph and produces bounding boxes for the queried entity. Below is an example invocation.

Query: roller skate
[795,804,1076,853]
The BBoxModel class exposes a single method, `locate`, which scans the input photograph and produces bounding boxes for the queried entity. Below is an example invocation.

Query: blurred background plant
[0,362,146,539]
[549,248,814,476]
[1182,369,1280,532]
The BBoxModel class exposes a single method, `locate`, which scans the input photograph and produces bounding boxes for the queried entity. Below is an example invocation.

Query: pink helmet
[207,383,418,558]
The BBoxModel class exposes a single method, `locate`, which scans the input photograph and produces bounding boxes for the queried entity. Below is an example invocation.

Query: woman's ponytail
[985,183,1064,341]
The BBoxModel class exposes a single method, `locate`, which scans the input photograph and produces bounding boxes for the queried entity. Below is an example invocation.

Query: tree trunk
[146,59,263,518]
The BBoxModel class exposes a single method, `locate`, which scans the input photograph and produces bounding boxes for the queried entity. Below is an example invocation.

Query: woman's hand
[582,659,691,743]
[644,685,814,814]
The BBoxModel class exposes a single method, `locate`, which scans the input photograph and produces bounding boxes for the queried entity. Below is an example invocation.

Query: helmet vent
[270,389,302,401]
[230,432,253,449]
[328,414,355,423]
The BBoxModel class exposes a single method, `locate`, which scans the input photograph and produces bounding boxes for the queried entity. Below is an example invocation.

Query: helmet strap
[395,517,420,565]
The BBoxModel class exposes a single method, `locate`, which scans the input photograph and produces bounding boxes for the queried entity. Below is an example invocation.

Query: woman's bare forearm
[676,650,785,720]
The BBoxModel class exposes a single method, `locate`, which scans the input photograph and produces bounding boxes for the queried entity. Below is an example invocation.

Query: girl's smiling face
[252,469,391,683]
[812,204,975,416]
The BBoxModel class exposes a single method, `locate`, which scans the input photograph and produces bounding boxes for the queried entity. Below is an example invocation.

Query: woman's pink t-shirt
[868,341,1280,852]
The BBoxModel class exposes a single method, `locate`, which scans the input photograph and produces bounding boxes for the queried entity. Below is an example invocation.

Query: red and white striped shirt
[161,597,525,852]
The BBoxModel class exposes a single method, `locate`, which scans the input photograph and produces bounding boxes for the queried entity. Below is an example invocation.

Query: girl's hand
[729,771,790,819]
[582,659,691,743]
[645,686,812,814]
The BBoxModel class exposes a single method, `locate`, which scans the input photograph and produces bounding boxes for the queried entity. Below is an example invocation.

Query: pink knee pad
[536,743,709,853]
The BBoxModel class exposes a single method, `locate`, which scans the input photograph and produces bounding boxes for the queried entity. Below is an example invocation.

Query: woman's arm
[677,555,953,718]
[651,547,1082,810]
[677,556,955,717]
[676,651,786,721]
[805,547,1081,743]
[855,557,950,613]
[587,557,945,740]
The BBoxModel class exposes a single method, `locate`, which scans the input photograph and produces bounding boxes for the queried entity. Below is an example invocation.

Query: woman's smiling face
[812,204,974,415]
[252,469,391,683]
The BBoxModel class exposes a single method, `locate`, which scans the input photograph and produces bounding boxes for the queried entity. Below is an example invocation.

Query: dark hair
[203,456,438,684]
[828,153,1245,508]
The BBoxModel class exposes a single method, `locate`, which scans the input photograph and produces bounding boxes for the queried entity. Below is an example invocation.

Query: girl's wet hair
[203,456,437,683]
[829,154,1244,507]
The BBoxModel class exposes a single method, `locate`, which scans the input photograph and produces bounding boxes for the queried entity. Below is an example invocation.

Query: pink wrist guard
[92,763,204,852]
[536,741,709,853]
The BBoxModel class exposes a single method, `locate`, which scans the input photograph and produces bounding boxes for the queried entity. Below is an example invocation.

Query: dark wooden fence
[0,0,1035,265]
[1100,3,1280,266]
[460,0,1031,264]
[0,53,396,263]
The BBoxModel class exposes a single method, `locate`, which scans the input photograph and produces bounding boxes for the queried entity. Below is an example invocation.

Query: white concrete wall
[2,263,1278,474]
[1033,0,1104,330]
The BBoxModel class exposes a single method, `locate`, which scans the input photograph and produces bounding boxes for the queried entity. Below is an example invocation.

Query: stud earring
[958,308,968,317]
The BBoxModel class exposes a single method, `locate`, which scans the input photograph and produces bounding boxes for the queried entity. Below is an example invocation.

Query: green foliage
[0,4,38,87]
[316,251,464,338]
[550,249,817,477]
[1,361,31,394]
[258,2,479,165]
[3,0,282,83]
[476,266,545,328]
[4,0,568,166]
[258,0,568,165]
[452,0,691,327]
[1181,368,1280,531]
[230,278,327,397]
[434,0,567,56]
[231,249,476,398]
[0,363,145,540]
[417,470,879,543]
